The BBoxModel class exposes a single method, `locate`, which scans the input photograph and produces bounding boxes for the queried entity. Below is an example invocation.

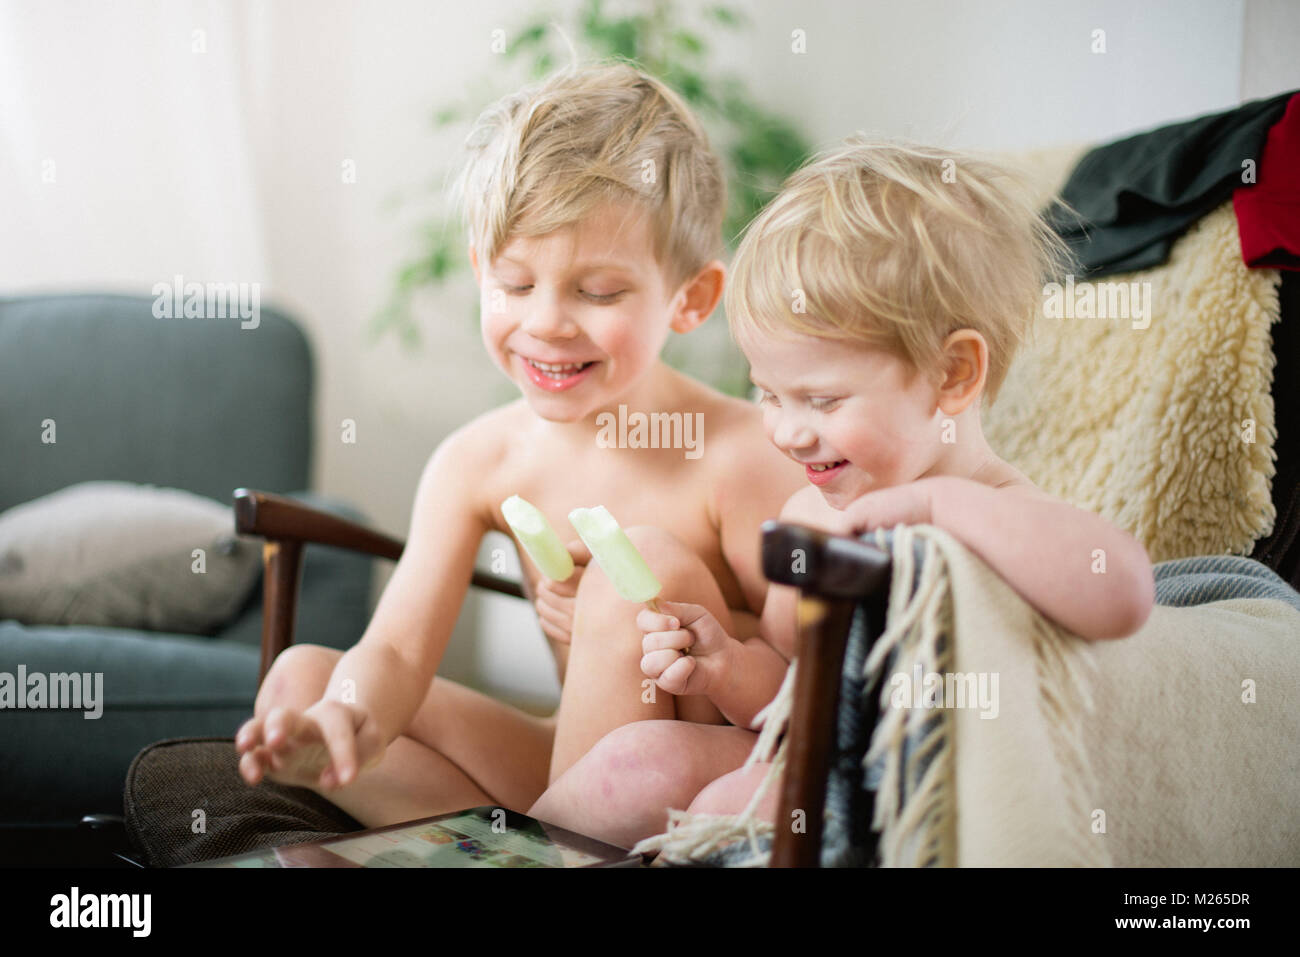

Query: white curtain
[0,0,270,292]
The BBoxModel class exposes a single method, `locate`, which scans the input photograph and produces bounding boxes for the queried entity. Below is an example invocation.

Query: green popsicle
[568,506,662,607]
[501,495,575,581]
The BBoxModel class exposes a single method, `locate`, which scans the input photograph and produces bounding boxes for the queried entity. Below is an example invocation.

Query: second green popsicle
[568,506,662,608]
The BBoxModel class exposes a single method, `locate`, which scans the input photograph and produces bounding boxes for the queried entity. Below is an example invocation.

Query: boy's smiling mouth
[804,459,848,485]
[520,355,599,392]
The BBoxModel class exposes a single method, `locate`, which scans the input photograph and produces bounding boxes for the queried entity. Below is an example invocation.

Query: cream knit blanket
[634,524,1300,867]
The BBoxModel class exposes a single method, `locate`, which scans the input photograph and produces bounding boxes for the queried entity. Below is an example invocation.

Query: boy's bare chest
[482,442,745,602]
[490,446,714,550]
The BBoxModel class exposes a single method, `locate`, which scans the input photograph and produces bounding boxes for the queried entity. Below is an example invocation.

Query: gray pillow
[0,481,262,635]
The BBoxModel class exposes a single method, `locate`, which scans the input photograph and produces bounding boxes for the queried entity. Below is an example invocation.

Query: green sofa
[0,293,375,835]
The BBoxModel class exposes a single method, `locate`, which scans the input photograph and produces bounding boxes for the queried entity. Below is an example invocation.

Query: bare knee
[623,526,708,587]
[623,525,687,560]
[583,721,701,806]
[687,763,779,821]
[256,643,340,713]
[573,526,710,611]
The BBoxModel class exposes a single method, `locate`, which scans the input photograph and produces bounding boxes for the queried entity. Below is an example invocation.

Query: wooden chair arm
[232,488,526,684]
[759,520,892,868]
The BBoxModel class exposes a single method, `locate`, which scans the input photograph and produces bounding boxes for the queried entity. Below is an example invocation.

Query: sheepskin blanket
[634,524,1300,867]
[982,179,1282,563]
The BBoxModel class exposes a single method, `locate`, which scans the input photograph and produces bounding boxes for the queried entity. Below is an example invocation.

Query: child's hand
[235,700,385,791]
[833,478,940,536]
[636,600,735,696]
[532,540,591,644]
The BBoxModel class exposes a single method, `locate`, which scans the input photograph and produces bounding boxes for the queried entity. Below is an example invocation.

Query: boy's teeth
[810,461,844,472]
[528,359,589,377]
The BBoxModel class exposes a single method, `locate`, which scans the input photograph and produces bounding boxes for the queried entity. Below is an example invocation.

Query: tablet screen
[188,806,641,868]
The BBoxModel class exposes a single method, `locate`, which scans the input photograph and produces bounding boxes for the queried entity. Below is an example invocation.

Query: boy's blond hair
[727,137,1070,405]
[455,60,726,291]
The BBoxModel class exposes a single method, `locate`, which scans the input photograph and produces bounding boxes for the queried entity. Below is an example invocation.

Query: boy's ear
[669,260,726,334]
[935,329,988,416]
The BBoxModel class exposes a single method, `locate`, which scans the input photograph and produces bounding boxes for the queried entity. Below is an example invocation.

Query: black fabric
[1250,271,1300,592]
[123,737,363,867]
[1046,91,1295,278]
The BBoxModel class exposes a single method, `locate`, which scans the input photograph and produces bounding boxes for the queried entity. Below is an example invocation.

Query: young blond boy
[529,138,1156,849]
[234,62,804,827]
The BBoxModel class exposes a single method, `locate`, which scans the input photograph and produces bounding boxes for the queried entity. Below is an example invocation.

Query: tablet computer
[184,806,643,868]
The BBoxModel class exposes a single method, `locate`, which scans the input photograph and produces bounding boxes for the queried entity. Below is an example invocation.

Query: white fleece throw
[982,204,1281,563]
[634,524,1300,867]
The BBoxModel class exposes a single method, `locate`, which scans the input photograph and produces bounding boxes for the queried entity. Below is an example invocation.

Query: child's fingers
[537,616,570,645]
[655,599,717,631]
[641,628,692,655]
[261,706,308,751]
[542,563,584,598]
[234,715,263,753]
[635,607,681,634]
[313,704,360,788]
[655,654,697,696]
[640,648,681,680]
[534,595,570,632]
[240,744,282,786]
[534,586,570,618]
[534,594,574,644]
[237,747,264,785]
[566,539,592,567]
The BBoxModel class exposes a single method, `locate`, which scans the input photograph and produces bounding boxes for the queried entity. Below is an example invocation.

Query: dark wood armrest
[233,488,526,683]
[234,487,405,561]
[760,521,891,868]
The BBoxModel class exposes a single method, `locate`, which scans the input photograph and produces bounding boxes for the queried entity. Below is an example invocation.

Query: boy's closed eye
[753,388,842,412]
[808,396,842,411]
[498,282,627,304]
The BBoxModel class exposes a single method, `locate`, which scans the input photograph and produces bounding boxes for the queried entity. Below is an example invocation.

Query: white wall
[3,0,1297,711]
[738,0,1247,152]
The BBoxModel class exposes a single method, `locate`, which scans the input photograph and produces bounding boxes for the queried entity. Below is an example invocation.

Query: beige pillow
[0,482,262,634]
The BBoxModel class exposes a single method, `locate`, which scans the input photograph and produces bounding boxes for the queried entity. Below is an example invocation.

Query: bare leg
[548,526,732,785]
[687,762,780,822]
[247,644,554,827]
[530,719,758,849]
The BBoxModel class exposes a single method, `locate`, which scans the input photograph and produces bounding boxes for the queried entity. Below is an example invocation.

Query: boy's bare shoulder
[691,387,777,459]
[695,389,805,495]
[981,461,1054,500]
[780,483,837,525]
[428,399,529,462]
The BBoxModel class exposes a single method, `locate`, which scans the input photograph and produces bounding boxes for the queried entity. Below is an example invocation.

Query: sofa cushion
[0,481,261,635]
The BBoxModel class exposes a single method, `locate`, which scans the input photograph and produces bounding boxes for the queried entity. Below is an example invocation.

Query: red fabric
[1234,92,1300,271]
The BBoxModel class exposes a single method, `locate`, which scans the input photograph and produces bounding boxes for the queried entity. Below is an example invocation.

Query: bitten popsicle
[568,506,662,611]
[501,495,575,581]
